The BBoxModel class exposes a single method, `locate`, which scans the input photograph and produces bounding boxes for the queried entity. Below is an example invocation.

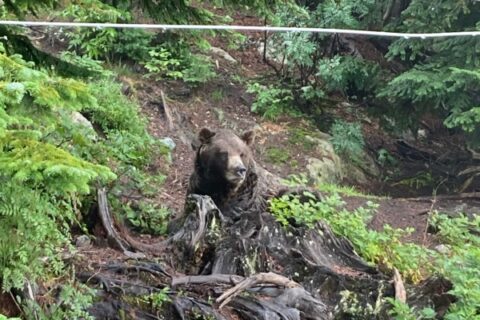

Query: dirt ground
[2,11,479,320]
[114,23,479,248]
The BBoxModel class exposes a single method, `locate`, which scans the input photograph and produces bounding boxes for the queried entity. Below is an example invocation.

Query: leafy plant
[124,201,172,236]
[377,148,397,167]
[288,128,317,151]
[393,171,434,190]
[270,190,480,318]
[247,82,294,120]
[143,48,183,80]
[0,41,168,320]
[21,281,95,320]
[0,316,21,320]
[60,51,113,78]
[181,55,216,85]
[61,0,154,61]
[0,46,115,290]
[269,193,432,282]
[281,173,310,187]
[386,298,435,320]
[150,287,171,310]
[330,120,365,163]
[430,213,480,319]
[265,147,290,164]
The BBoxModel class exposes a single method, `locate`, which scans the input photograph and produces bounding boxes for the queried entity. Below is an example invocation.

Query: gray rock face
[75,235,91,248]
[209,47,237,64]
[305,135,344,185]
[70,111,97,140]
[71,111,94,131]
[305,134,379,186]
[160,137,176,151]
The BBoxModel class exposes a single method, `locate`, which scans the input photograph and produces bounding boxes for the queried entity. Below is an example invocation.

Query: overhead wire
[0,20,480,38]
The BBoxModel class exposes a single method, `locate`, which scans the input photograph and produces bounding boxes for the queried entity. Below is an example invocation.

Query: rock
[71,111,94,131]
[304,134,380,186]
[307,157,344,185]
[257,39,288,64]
[434,244,450,254]
[160,137,176,151]
[70,111,97,140]
[306,136,344,185]
[75,235,91,248]
[213,107,225,122]
[209,47,237,64]
[123,250,147,259]
[417,129,428,140]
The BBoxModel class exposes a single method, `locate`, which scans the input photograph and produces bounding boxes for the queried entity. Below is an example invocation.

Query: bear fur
[188,127,280,220]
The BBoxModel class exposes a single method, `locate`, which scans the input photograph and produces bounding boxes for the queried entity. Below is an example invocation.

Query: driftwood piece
[97,188,131,253]
[393,268,406,303]
[160,90,174,130]
[216,272,300,308]
[172,274,244,287]
[97,188,168,257]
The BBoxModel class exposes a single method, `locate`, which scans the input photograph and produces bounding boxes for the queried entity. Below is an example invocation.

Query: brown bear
[188,127,279,220]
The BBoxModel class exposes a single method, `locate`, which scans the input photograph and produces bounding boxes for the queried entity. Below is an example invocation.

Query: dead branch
[404,192,480,202]
[216,272,300,309]
[172,274,244,287]
[467,146,480,160]
[393,268,406,303]
[458,166,480,176]
[97,188,131,252]
[161,90,174,130]
[97,188,166,257]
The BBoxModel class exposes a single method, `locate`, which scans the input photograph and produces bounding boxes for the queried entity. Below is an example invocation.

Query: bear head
[192,127,256,193]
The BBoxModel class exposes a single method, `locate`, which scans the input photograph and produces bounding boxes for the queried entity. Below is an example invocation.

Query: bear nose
[236,166,247,177]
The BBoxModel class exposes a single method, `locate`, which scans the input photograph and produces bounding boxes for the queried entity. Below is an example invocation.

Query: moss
[288,128,317,151]
[265,147,290,164]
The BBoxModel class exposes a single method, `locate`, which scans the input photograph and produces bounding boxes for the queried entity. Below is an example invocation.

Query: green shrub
[61,0,154,62]
[124,201,172,236]
[21,281,95,320]
[0,44,168,318]
[317,56,381,98]
[143,48,183,80]
[269,193,432,282]
[265,147,290,164]
[430,213,480,319]
[181,55,216,85]
[0,48,115,291]
[386,298,435,320]
[247,82,294,120]
[270,191,480,318]
[330,120,365,163]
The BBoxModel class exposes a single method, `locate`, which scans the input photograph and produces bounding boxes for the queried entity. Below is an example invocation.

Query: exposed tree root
[87,190,454,319]
[216,272,300,308]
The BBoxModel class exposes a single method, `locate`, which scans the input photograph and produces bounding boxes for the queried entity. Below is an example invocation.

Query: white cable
[1,20,480,39]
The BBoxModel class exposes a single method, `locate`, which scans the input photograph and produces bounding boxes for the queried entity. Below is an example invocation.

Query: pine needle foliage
[0,44,117,291]
[378,0,480,134]
[0,41,170,298]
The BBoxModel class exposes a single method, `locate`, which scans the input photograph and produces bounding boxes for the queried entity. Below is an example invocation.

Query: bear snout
[225,155,248,184]
[235,166,247,178]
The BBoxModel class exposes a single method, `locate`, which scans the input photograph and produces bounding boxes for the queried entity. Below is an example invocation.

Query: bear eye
[240,152,244,157]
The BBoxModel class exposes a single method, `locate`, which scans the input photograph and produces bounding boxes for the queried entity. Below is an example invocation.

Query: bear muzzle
[225,155,247,184]
[235,166,247,178]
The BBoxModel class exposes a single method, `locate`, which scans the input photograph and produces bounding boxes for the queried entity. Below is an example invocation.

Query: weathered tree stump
[81,191,453,319]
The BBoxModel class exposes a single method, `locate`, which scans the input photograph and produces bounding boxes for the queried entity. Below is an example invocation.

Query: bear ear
[241,130,255,146]
[198,128,216,144]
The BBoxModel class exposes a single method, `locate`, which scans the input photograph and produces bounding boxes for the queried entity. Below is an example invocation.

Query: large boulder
[305,134,380,186]
[306,135,344,185]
